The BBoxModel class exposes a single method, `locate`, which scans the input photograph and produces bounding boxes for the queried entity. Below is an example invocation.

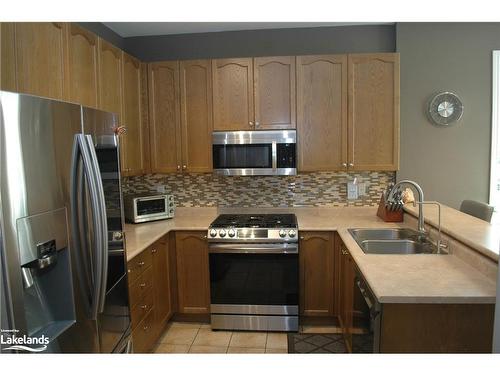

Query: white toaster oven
[124,194,175,223]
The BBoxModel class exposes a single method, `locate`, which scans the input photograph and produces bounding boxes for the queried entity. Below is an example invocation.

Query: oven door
[208,243,299,312]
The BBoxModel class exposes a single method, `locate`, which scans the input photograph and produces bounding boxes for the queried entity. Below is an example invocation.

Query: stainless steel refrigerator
[0,91,131,353]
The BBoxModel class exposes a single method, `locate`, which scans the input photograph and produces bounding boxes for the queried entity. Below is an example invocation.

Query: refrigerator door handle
[70,134,107,320]
[84,135,108,315]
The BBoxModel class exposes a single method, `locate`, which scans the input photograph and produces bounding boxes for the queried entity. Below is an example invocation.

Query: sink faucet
[387,180,426,234]
[387,180,447,253]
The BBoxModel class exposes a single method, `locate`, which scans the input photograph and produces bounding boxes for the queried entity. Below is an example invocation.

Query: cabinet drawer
[131,288,154,329]
[127,248,153,283]
[129,265,153,307]
[132,308,156,353]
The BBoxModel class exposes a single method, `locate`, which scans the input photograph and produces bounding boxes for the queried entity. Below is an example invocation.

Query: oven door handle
[208,243,298,254]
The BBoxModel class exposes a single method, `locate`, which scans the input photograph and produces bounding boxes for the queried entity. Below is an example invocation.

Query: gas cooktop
[208,213,298,242]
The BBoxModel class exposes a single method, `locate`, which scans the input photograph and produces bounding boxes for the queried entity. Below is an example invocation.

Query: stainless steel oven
[209,242,299,331]
[212,130,296,176]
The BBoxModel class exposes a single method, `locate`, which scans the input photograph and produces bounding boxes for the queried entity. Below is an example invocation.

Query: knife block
[376,194,404,222]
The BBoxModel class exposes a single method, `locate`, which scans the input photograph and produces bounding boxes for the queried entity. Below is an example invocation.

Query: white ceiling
[103,22,386,38]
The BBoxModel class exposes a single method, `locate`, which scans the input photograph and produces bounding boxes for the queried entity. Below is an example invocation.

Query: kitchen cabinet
[97,38,123,116]
[179,60,213,172]
[254,56,296,130]
[212,58,254,131]
[175,231,210,314]
[296,55,347,171]
[151,236,172,333]
[121,52,149,176]
[65,23,99,108]
[148,61,181,173]
[339,239,355,352]
[14,22,66,100]
[348,53,400,171]
[0,22,16,91]
[128,236,172,353]
[212,57,296,131]
[299,231,336,317]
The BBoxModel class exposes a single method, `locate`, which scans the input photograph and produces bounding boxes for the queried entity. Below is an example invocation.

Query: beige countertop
[124,206,497,304]
[404,203,500,261]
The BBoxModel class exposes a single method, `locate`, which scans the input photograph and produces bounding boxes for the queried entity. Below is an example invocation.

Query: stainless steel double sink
[348,228,446,255]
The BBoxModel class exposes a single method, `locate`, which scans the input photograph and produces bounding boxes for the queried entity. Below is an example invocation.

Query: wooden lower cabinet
[299,232,336,317]
[175,231,210,314]
[338,238,355,351]
[128,235,172,353]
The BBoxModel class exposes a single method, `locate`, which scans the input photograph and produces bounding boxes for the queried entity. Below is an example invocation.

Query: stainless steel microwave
[212,130,297,176]
[124,194,175,223]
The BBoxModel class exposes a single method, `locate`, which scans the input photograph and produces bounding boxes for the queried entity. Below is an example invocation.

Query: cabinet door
[1,22,16,91]
[97,38,123,116]
[175,231,210,314]
[254,56,296,130]
[340,244,355,351]
[348,53,400,171]
[299,232,335,316]
[212,58,254,131]
[296,55,348,172]
[180,60,213,172]
[121,52,148,176]
[148,61,181,173]
[14,22,66,99]
[65,23,98,107]
[151,237,172,333]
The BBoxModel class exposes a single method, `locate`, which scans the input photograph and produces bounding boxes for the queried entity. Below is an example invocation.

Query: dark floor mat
[287,333,347,353]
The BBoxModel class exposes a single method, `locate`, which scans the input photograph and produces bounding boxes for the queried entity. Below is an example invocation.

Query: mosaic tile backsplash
[122,172,395,208]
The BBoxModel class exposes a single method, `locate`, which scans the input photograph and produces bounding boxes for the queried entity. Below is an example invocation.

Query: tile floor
[154,322,342,354]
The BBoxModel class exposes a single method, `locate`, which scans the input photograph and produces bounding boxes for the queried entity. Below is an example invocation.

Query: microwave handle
[272,141,277,169]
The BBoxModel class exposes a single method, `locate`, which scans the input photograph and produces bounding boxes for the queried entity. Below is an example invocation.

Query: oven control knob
[279,229,287,238]
[288,230,296,238]
[219,229,226,237]
[228,229,235,238]
[209,229,217,237]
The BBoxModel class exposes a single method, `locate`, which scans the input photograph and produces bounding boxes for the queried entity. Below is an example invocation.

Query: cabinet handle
[141,304,148,310]
[249,121,254,126]
[138,261,145,267]
[177,165,181,171]
[203,235,207,239]
[349,163,354,167]
[140,283,146,288]
[300,236,305,240]
[342,163,347,168]
[143,325,149,331]
[182,165,187,170]
[151,248,157,254]
[255,121,260,127]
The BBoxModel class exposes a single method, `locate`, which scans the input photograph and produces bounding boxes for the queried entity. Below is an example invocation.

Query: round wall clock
[427,91,464,126]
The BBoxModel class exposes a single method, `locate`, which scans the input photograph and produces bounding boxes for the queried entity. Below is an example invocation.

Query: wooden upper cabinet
[180,60,213,172]
[65,23,98,107]
[175,231,210,314]
[14,22,66,100]
[148,61,181,173]
[212,58,254,131]
[121,52,148,176]
[299,232,335,317]
[254,56,295,130]
[296,55,347,172]
[1,22,16,91]
[348,53,400,171]
[97,38,123,116]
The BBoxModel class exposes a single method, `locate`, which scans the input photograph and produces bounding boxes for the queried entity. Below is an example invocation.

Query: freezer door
[0,91,99,353]
[81,107,131,353]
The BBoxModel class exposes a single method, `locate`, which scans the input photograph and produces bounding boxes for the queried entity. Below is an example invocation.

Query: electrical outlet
[156,185,166,194]
[358,183,367,196]
[347,182,358,200]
